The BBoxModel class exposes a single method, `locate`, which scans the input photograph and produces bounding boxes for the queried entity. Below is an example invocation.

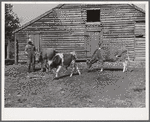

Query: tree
[5,4,20,59]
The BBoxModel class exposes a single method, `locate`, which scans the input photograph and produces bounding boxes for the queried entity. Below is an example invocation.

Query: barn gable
[14,4,145,63]
[14,4,145,33]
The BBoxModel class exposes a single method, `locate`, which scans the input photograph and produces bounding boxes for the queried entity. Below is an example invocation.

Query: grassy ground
[4,62,145,108]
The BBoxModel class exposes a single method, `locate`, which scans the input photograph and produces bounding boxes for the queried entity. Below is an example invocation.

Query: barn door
[86,32,100,57]
[30,34,40,52]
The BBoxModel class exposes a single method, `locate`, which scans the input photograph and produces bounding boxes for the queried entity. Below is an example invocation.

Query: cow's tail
[125,50,135,70]
[126,50,132,62]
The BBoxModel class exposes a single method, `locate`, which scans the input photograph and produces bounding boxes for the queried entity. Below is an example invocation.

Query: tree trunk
[6,39,10,59]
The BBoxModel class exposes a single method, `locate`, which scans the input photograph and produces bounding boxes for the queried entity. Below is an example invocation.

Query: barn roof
[13,4,64,33]
[13,4,145,33]
[129,4,145,14]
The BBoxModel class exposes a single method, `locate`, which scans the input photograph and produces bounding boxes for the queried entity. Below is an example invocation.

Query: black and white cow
[86,45,130,72]
[49,51,81,78]
[35,48,58,72]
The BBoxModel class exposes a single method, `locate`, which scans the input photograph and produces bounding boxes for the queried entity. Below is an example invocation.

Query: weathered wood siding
[23,7,87,59]
[60,4,145,60]
[100,4,144,60]
[15,4,145,62]
[134,22,145,61]
[16,33,28,62]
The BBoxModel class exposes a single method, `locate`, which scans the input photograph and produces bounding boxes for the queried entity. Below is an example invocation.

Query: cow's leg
[41,59,47,72]
[47,60,52,72]
[55,65,62,78]
[125,60,128,71]
[123,62,126,72]
[98,60,104,72]
[69,60,77,77]
[70,61,81,77]
[41,59,46,72]
[123,60,128,72]
[70,67,75,77]
[45,62,49,72]
[70,60,75,77]
[75,63,81,75]
[100,63,104,72]
[76,65,81,75]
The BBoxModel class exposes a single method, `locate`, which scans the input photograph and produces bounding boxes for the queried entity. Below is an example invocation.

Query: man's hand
[24,52,28,55]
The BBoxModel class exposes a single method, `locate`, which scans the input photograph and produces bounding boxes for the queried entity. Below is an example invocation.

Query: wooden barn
[13,4,145,64]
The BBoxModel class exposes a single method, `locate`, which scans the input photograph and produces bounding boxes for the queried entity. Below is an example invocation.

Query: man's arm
[24,45,28,55]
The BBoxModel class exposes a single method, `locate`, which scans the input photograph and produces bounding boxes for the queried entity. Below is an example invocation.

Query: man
[25,39,36,72]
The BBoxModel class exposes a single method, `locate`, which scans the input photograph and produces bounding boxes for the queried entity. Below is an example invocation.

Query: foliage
[5,4,20,43]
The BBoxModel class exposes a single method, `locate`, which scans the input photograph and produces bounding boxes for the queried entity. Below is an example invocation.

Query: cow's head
[48,58,57,71]
[46,60,53,71]
[35,52,41,62]
[86,59,92,69]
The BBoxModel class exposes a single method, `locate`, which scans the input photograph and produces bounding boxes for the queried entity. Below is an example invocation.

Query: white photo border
[1,1,149,120]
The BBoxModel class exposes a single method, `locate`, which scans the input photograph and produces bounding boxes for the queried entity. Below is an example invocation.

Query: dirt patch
[4,63,145,108]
